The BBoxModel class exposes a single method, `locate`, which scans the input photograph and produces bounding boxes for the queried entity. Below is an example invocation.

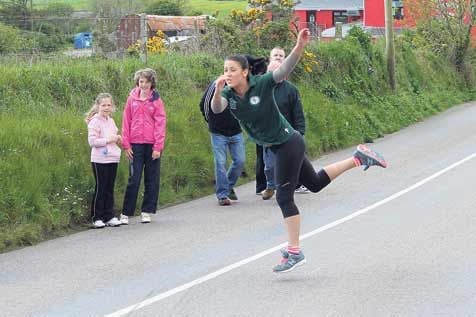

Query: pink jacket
[121,87,167,152]
[88,114,121,163]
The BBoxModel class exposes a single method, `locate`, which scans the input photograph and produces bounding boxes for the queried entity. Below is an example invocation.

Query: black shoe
[228,189,238,200]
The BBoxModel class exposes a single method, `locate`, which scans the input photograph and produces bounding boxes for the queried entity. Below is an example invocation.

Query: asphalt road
[1,102,476,317]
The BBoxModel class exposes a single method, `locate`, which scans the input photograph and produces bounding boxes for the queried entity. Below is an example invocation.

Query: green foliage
[0,22,24,53]
[0,0,32,29]
[146,0,187,15]
[347,26,371,52]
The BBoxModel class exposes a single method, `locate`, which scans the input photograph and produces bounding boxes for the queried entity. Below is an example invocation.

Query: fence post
[335,22,342,40]
[140,13,147,63]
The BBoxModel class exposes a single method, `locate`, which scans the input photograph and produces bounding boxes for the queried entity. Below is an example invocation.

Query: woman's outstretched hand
[297,28,311,48]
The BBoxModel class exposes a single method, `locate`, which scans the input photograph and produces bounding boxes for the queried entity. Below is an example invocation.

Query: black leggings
[273,132,331,218]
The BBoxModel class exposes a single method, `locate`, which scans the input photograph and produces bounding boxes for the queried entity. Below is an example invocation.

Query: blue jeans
[263,147,276,189]
[122,144,161,215]
[210,133,245,199]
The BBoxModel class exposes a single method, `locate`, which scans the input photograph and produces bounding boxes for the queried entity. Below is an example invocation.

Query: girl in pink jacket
[86,93,123,228]
[120,68,167,225]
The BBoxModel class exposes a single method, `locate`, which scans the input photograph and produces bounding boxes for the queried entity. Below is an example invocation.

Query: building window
[393,1,404,20]
[333,11,348,25]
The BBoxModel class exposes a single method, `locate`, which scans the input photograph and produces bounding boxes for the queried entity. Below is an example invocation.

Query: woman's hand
[215,75,227,90]
[296,28,311,48]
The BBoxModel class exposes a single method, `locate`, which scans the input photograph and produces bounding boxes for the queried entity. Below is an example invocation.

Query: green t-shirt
[221,72,295,146]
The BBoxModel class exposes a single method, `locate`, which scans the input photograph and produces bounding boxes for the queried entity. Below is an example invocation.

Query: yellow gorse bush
[127,30,168,55]
[230,7,265,25]
[278,0,295,9]
[302,50,318,73]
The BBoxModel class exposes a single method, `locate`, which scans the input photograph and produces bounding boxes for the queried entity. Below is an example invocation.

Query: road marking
[105,152,476,317]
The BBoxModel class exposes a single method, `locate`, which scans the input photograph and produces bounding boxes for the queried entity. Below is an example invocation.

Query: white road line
[105,152,476,317]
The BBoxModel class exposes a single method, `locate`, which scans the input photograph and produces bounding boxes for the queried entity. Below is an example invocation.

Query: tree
[146,0,189,16]
[406,0,476,74]
[0,0,33,30]
[0,22,25,53]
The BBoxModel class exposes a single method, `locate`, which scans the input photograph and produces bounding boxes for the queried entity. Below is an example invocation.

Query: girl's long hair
[84,93,115,123]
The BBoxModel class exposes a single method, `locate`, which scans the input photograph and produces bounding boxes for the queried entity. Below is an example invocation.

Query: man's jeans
[210,133,245,199]
[263,147,276,189]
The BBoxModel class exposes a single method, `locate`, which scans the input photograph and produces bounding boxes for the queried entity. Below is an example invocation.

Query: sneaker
[218,197,231,206]
[262,188,275,200]
[106,217,121,227]
[273,250,306,273]
[141,212,151,223]
[228,189,238,201]
[295,185,310,194]
[354,144,387,171]
[119,214,129,225]
[93,220,106,229]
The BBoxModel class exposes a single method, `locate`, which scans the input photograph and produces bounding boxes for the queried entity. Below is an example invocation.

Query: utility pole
[384,0,396,91]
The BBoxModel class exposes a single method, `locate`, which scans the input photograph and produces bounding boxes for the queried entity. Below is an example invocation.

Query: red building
[293,0,364,34]
[363,0,413,28]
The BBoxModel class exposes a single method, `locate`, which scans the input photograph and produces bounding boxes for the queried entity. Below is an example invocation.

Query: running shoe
[119,214,129,225]
[295,185,310,194]
[106,217,121,227]
[93,220,106,229]
[141,212,151,223]
[354,144,387,171]
[273,250,306,273]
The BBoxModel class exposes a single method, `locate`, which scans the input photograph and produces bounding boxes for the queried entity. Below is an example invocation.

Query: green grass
[187,0,246,17]
[32,0,247,16]
[33,0,91,10]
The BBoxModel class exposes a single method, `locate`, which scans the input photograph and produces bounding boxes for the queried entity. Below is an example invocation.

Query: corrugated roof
[146,15,209,32]
[295,0,363,11]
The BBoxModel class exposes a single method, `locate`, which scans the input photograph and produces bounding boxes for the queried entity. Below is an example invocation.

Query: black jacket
[199,81,242,137]
[273,80,306,135]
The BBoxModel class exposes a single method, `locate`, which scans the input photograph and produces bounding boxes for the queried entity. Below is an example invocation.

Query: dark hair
[225,54,267,76]
[225,55,249,70]
[245,55,267,75]
[134,68,157,89]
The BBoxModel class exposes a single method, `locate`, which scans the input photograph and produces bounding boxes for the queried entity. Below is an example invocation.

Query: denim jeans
[122,144,161,215]
[263,147,276,189]
[210,133,245,199]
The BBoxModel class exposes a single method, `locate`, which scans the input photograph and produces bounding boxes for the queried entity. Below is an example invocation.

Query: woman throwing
[211,28,387,273]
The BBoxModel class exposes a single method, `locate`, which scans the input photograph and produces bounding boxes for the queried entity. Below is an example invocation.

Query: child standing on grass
[86,93,123,229]
[120,68,167,225]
